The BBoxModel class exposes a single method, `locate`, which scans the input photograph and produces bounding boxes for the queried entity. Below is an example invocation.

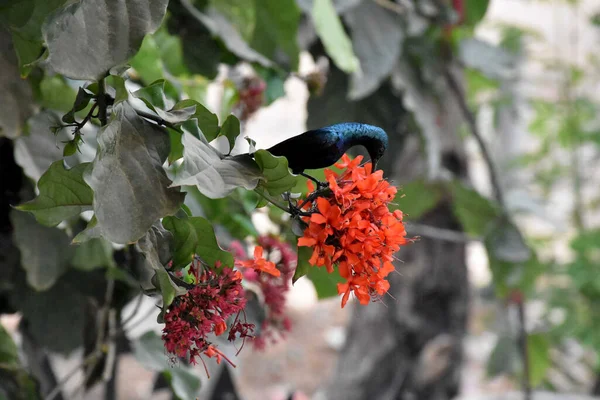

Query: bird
[266,122,389,179]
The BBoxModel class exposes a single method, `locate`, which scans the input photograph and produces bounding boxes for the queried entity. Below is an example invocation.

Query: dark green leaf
[168,128,184,164]
[218,114,240,152]
[42,0,168,79]
[132,79,174,111]
[136,222,174,271]
[106,75,128,104]
[293,245,312,284]
[254,150,299,196]
[0,0,67,75]
[16,161,93,226]
[171,130,261,199]
[251,0,301,69]
[464,0,489,27]
[391,180,444,220]
[84,102,185,244]
[345,1,403,99]
[72,215,101,244]
[14,277,85,354]
[486,335,518,377]
[450,181,500,237]
[527,333,550,386]
[71,238,114,271]
[162,215,234,269]
[0,31,35,138]
[10,210,72,291]
[132,331,169,371]
[13,111,69,181]
[179,2,272,68]
[0,325,19,367]
[155,268,179,307]
[62,140,77,156]
[307,264,344,299]
[170,366,201,400]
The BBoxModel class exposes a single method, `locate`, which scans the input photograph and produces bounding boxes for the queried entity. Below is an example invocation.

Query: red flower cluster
[232,236,295,349]
[298,154,409,308]
[162,259,254,373]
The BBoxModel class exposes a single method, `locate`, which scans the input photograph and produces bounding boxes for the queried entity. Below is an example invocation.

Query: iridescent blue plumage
[267,122,388,174]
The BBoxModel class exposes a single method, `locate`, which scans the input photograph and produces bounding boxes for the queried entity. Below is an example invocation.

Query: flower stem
[254,189,291,214]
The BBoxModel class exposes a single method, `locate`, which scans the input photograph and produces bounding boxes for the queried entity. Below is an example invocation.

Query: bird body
[266,122,388,174]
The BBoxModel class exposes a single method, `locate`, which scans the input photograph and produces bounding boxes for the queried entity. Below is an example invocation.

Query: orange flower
[297,154,412,308]
[236,246,281,277]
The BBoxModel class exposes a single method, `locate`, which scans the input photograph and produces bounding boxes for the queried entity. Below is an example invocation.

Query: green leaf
[311,0,359,74]
[307,264,344,299]
[132,79,174,111]
[450,181,500,237]
[210,0,255,41]
[251,0,301,69]
[218,114,240,152]
[0,0,67,75]
[14,277,85,353]
[13,111,73,181]
[129,35,165,84]
[0,31,35,138]
[0,325,19,368]
[162,215,234,269]
[344,0,402,99]
[527,333,550,387]
[155,267,178,307]
[486,335,518,377]
[16,161,93,226]
[254,150,299,196]
[136,222,174,271]
[84,102,185,244]
[106,75,128,104]
[133,81,215,126]
[293,245,312,284]
[42,0,168,80]
[169,366,201,400]
[10,210,73,291]
[392,180,444,220]
[71,238,115,270]
[132,331,169,371]
[39,75,77,112]
[72,215,101,244]
[171,130,261,199]
[464,0,489,27]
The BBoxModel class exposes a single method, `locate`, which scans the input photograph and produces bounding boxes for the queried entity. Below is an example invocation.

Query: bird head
[368,144,386,170]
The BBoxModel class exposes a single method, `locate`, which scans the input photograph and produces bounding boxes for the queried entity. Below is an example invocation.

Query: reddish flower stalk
[298,154,411,308]
[162,258,254,374]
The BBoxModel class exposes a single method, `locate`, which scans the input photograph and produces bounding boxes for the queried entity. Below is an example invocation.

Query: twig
[44,350,102,400]
[372,0,408,14]
[97,77,108,127]
[121,292,144,328]
[254,189,292,214]
[516,299,531,400]
[442,67,507,211]
[134,109,179,131]
[406,222,476,243]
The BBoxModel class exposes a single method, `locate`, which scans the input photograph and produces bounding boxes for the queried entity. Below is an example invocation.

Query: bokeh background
[3,0,600,399]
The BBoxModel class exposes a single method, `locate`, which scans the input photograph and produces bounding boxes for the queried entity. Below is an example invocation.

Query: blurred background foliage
[1,0,600,399]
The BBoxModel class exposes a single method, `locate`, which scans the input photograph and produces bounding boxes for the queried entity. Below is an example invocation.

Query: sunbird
[267,122,389,178]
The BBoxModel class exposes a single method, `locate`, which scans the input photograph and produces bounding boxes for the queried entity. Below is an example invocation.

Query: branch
[442,67,507,212]
[407,222,477,243]
[97,77,108,127]
[134,109,179,131]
